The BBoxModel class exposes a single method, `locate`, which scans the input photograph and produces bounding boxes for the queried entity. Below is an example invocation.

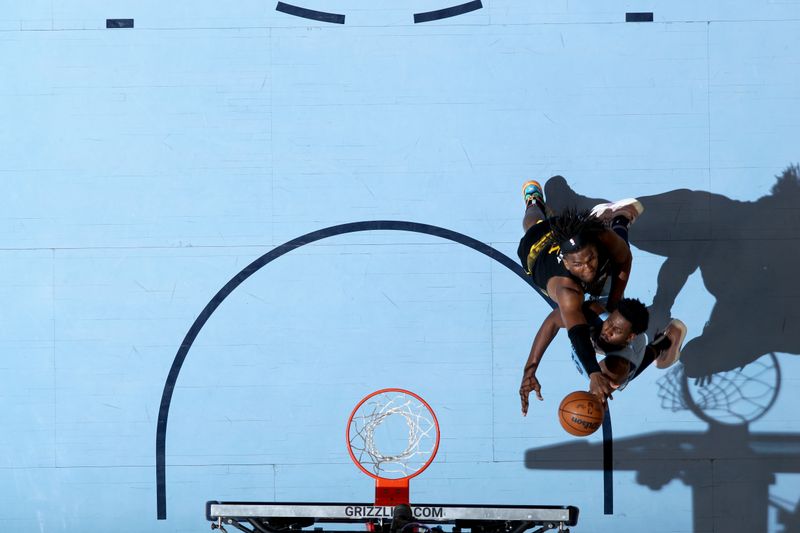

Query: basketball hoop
[346,388,440,506]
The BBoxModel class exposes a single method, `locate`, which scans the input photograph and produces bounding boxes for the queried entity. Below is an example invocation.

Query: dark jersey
[517,221,612,299]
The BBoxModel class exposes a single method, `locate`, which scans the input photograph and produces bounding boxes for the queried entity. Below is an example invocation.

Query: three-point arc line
[276,2,345,24]
[155,220,613,519]
[414,1,483,24]
[274,1,483,24]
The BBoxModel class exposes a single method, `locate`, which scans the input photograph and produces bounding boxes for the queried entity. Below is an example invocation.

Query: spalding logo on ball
[558,391,605,436]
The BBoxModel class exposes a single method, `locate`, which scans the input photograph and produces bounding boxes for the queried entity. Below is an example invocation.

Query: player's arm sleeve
[567,323,602,375]
[581,301,603,329]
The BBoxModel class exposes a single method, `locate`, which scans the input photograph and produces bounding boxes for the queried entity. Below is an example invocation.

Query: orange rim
[346,388,440,481]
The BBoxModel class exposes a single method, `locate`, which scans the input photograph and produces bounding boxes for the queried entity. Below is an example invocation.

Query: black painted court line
[106,19,134,28]
[276,2,345,24]
[625,12,654,22]
[414,0,483,23]
[156,220,542,519]
[602,410,613,514]
[154,220,617,519]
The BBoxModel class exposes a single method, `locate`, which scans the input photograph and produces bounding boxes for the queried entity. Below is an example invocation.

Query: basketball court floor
[1,2,799,532]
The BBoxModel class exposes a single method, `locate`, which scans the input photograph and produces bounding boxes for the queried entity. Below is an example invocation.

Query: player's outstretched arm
[550,279,615,401]
[596,228,632,311]
[520,309,563,415]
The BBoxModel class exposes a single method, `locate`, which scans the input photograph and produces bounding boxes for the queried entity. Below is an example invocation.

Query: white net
[348,390,438,479]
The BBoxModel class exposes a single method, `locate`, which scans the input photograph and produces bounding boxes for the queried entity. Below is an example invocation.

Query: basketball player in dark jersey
[518,298,687,415]
[517,179,644,400]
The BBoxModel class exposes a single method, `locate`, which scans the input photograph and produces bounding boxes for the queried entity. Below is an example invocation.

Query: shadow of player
[543,166,800,379]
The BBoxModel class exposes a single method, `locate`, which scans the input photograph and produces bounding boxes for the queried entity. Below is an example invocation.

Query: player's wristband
[567,324,601,375]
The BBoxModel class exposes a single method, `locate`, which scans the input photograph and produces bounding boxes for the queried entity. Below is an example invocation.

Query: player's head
[598,298,649,349]
[549,208,606,283]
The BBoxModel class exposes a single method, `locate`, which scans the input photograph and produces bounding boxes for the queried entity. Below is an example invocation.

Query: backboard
[206,502,579,533]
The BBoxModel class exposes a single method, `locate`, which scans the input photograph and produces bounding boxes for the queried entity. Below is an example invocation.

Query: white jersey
[571,312,647,390]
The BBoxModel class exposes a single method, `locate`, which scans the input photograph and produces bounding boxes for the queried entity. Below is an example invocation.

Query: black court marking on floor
[155,220,612,519]
[276,2,345,24]
[414,1,483,23]
[602,409,613,514]
[625,12,654,22]
[106,18,134,28]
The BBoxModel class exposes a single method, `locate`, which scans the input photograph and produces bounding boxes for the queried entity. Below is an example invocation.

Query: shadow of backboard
[525,418,800,532]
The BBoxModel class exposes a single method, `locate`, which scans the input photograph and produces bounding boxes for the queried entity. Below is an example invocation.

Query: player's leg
[591,198,644,226]
[522,180,546,232]
[591,198,645,244]
[653,319,687,369]
[632,345,657,381]
[631,319,687,380]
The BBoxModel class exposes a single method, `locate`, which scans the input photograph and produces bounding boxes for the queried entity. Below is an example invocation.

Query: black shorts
[516,220,554,275]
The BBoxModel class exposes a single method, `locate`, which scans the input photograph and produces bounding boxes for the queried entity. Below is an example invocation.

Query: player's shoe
[522,180,544,207]
[654,319,688,369]
[590,198,644,226]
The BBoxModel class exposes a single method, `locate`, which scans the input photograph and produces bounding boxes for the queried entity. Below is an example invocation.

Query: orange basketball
[558,391,605,437]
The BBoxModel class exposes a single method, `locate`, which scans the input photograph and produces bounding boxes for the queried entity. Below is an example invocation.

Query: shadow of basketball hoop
[656,353,797,531]
[525,169,800,531]
[544,166,800,382]
[657,353,780,426]
[525,352,800,532]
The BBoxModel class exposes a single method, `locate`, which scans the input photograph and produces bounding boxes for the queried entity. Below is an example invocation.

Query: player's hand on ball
[588,372,614,403]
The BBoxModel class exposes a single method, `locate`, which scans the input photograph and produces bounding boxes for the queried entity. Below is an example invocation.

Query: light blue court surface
[1,2,799,532]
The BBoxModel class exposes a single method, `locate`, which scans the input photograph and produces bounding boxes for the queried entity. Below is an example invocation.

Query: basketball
[558,391,605,437]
